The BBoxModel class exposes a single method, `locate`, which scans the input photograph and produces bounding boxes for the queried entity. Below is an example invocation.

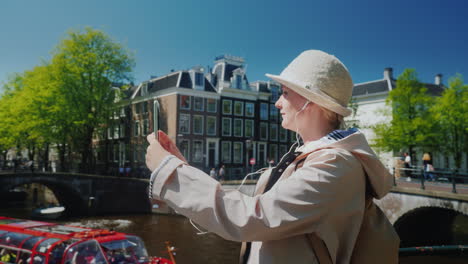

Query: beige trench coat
[150,132,392,264]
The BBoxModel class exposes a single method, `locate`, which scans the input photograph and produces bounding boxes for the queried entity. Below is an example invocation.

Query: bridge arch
[394,206,468,247]
[1,173,152,215]
[3,179,88,216]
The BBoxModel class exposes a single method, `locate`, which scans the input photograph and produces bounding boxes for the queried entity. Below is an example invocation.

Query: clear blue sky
[1,0,467,92]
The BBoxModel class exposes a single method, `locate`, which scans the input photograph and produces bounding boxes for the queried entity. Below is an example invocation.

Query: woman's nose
[275,96,282,109]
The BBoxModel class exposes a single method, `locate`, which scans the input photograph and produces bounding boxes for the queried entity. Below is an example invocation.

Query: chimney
[435,74,442,85]
[383,67,393,80]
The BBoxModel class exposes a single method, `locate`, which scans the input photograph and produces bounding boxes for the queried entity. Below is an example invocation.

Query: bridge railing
[393,167,468,193]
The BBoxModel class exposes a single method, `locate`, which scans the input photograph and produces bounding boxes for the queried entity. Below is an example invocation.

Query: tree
[373,69,435,160]
[50,27,135,171]
[431,74,468,170]
[0,74,26,166]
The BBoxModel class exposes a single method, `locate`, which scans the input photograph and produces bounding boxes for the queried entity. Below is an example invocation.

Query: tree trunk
[43,143,50,171]
[80,126,95,173]
[1,151,7,170]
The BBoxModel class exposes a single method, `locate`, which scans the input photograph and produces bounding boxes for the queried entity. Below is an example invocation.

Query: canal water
[0,205,240,263]
[2,187,468,263]
[65,214,240,264]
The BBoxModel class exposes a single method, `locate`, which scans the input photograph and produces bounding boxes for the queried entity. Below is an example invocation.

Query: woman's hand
[145,131,188,172]
[145,133,171,172]
[157,130,188,163]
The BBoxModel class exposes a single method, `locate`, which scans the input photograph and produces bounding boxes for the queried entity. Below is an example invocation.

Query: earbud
[299,101,310,112]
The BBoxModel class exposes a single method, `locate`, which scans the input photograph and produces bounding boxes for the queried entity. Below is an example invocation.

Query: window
[180,140,190,161]
[143,119,149,135]
[119,123,125,138]
[108,127,112,139]
[222,118,231,136]
[271,85,280,101]
[142,102,148,113]
[206,116,217,136]
[193,115,204,135]
[207,98,217,112]
[279,145,288,158]
[245,120,254,138]
[195,72,204,86]
[260,103,268,120]
[270,104,278,121]
[120,107,126,117]
[134,121,140,137]
[180,95,191,110]
[269,144,278,164]
[279,127,287,142]
[222,141,232,163]
[179,114,190,134]
[114,144,119,162]
[192,140,203,162]
[245,102,255,117]
[222,100,232,114]
[270,124,278,141]
[194,97,204,111]
[233,142,243,164]
[135,103,141,114]
[260,122,268,140]
[290,131,297,142]
[236,75,242,89]
[113,125,119,138]
[233,119,243,137]
[234,101,244,116]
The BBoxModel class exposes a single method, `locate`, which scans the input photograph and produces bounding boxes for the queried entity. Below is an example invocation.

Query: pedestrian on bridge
[145,50,398,264]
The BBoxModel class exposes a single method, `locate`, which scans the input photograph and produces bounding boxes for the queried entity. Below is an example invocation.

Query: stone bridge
[230,182,468,246]
[0,172,151,216]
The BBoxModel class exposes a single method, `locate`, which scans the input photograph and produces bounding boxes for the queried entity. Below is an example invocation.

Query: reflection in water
[65,214,240,264]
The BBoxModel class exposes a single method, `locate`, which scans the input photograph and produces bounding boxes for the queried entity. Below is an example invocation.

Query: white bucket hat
[266,50,353,117]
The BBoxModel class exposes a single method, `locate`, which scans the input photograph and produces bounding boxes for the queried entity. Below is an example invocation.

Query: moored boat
[31,206,65,220]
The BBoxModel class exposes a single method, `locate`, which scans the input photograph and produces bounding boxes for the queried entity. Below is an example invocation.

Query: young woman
[145,50,394,264]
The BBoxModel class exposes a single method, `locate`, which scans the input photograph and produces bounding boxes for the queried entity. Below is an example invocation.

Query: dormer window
[236,75,242,89]
[195,72,204,86]
[190,68,205,91]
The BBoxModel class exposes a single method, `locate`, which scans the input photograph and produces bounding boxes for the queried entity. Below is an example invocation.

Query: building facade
[96,55,295,179]
[346,68,467,171]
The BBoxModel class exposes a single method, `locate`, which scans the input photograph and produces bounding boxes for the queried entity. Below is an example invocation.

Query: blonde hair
[319,106,345,130]
[423,153,431,161]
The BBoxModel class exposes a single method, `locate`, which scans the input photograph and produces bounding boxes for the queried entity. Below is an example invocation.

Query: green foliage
[431,74,468,169]
[0,27,134,170]
[372,69,435,157]
[51,27,135,169]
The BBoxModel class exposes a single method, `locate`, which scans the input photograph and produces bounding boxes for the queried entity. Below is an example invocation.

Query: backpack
[295,151,400,264]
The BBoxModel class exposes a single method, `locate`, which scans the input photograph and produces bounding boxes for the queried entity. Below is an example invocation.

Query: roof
[147,73,179,93]
[352,80,390,96]
[224,64,241,81]
[179,72,192,88]
[424,83,445,96]
[352,78,445,97]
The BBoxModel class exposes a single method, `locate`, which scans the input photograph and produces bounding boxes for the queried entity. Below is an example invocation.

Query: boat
[31,205,65,220]
[0,217,174,264]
